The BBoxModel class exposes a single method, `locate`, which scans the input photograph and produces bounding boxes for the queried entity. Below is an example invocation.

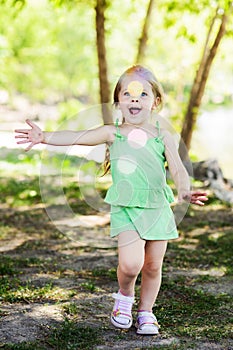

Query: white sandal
[135,311,160,335]
[110,291,134,329]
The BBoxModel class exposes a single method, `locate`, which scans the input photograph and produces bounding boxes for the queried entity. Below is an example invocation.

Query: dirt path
[0,202,232,349]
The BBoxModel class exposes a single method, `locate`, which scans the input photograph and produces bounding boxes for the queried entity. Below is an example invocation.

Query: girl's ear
[113,102,121,110]
[152,97,161,109]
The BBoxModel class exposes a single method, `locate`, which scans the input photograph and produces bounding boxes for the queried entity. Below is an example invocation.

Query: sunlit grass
[157,276,233,341]
[0,154,232,348]
[0,276,76,303]
[0,148,108,210]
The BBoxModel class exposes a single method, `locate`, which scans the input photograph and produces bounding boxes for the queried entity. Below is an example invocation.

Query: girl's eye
[141,92,148,97]
[123,91,130,96]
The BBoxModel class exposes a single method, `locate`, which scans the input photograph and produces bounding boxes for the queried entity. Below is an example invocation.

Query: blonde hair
[113,65,164,111]
[103,65,164,175]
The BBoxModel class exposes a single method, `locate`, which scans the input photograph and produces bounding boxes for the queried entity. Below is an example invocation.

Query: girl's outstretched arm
[163,130,208,206]
[15,119,115,152]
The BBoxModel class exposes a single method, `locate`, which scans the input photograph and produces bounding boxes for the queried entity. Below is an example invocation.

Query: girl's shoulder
[160,128,172,139]
[104,124,118,143]
[160,128,179,150]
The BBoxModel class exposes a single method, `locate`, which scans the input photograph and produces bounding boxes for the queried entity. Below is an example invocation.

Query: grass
[167,229,233,274]
[47,319,101,350]
[2,344,46,350]
[0,277,55,303]
[158,276,233,340]
[2,321,101,350]
[0,160,232,349]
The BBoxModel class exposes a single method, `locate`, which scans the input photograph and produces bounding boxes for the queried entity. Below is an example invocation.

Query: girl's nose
[131,97,139,102]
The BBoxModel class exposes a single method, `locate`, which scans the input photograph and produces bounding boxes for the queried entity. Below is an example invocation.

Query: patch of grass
[0,277,55,303]
[0,173,97,210]
[80,281,98,292]
[0,255,47,276]
[63,302,79,316]
[0,225,14,239]
[0,177,42,207]
[157,277,233,341]
[145,343,188,350]
[0,255,64,279]
[0,256,17,275]
[167,229,233,274]
[47,319,101,350]
[0,271,76,303]
[192,274,220,283]
[2,343,46,350]
[91,267,117,280]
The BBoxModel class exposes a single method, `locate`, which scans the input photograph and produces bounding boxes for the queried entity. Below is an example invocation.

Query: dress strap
[115,118,121,137]
[155,120,160,136]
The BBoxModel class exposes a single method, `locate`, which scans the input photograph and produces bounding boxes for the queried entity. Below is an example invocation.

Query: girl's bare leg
[138,240,167,311]
[117,230,146,296]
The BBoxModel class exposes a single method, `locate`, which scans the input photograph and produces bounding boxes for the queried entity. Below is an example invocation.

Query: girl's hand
[179,190,208,206]
[15,119,44,152]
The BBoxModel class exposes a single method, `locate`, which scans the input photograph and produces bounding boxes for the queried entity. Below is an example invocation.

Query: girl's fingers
[178,191,208,206]
[193,196,208,201]
[15,120,41,134]
[190,196,208,206]
[15,120,42,151]
[192,192,208,197]
[16,140,30,144]
[15,129,30,133]
[26,119,39,129]
[191,192,208,204]
[193,201,205,206]
[25,143,34,152]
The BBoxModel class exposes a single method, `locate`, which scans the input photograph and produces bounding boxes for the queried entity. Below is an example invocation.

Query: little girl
[15,65,207,335]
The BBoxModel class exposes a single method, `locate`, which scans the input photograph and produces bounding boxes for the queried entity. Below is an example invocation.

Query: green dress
[104,120,178,240]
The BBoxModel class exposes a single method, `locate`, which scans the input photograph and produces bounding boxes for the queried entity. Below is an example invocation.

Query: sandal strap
[112,292,134,319]
[112,292,134,304]
[112,310,131,318]
[137,311,160,328]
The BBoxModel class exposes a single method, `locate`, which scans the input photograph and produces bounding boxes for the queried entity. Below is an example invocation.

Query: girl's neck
[122,121,151,129]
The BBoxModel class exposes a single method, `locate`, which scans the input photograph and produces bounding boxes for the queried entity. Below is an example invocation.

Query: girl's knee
[142,261,162,276]
[118,260,143,278]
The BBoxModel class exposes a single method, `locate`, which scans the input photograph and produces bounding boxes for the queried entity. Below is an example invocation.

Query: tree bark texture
[136,0,154,63]
[95,0,112,124]
[179,9,229,160]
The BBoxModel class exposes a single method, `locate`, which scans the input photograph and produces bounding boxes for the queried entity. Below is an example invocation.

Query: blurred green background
[0,3,232,348]
[0,0,233,178]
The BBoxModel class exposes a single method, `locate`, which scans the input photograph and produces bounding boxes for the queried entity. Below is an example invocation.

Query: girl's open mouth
[129,107,141,115]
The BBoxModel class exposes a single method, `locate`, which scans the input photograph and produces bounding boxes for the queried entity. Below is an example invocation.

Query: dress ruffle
[104,184,174,208]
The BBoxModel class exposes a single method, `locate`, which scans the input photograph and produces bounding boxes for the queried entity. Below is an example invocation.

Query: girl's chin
[124,114,149,124]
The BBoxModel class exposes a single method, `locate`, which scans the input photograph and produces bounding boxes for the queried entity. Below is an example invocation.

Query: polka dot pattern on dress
[127,129,148,149]
[117,155,137,174]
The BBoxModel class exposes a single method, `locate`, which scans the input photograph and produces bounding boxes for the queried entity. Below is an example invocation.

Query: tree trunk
[95,0,112,124]
[179,9,229,160]
[136,0,154,63]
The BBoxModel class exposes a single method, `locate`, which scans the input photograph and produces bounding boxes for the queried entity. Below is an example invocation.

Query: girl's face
[118,74,159,126]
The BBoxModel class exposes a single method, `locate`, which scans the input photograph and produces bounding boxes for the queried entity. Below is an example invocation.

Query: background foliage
[0,2,232,348]
[0,0,232,110]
